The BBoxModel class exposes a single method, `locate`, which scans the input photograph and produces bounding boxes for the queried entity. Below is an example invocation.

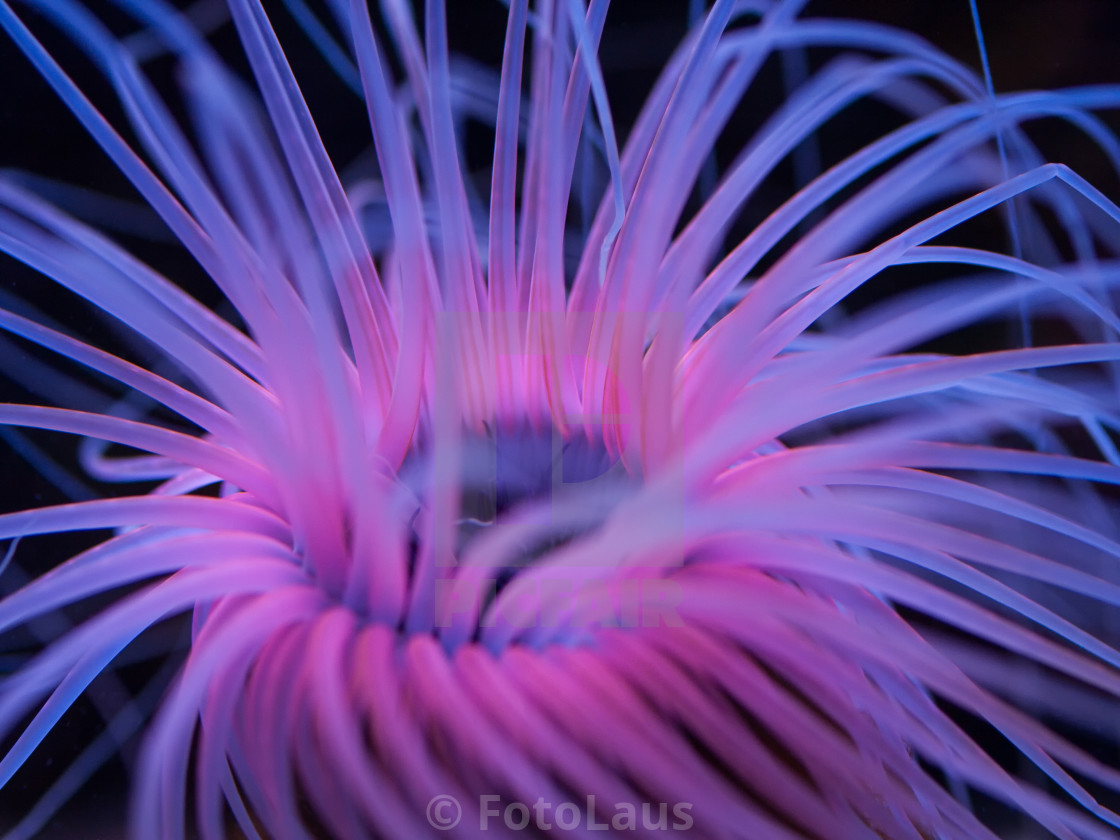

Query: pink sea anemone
[3,1,1120,838]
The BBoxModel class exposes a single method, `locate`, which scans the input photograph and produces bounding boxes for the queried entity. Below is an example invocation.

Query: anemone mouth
[248,420,648,646]
[401,423,631,528]
[343,422,644,645]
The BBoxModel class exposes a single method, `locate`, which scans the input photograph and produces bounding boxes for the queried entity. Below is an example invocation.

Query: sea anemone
[2,0,1120,838]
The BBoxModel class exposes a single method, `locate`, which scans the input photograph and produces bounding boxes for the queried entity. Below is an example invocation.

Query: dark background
[0,1,1118,838]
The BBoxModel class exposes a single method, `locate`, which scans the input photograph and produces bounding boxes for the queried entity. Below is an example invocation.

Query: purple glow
[1,1,1120,838]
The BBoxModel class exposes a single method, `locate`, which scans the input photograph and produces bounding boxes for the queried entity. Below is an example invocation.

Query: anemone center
[394,425,635,644]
